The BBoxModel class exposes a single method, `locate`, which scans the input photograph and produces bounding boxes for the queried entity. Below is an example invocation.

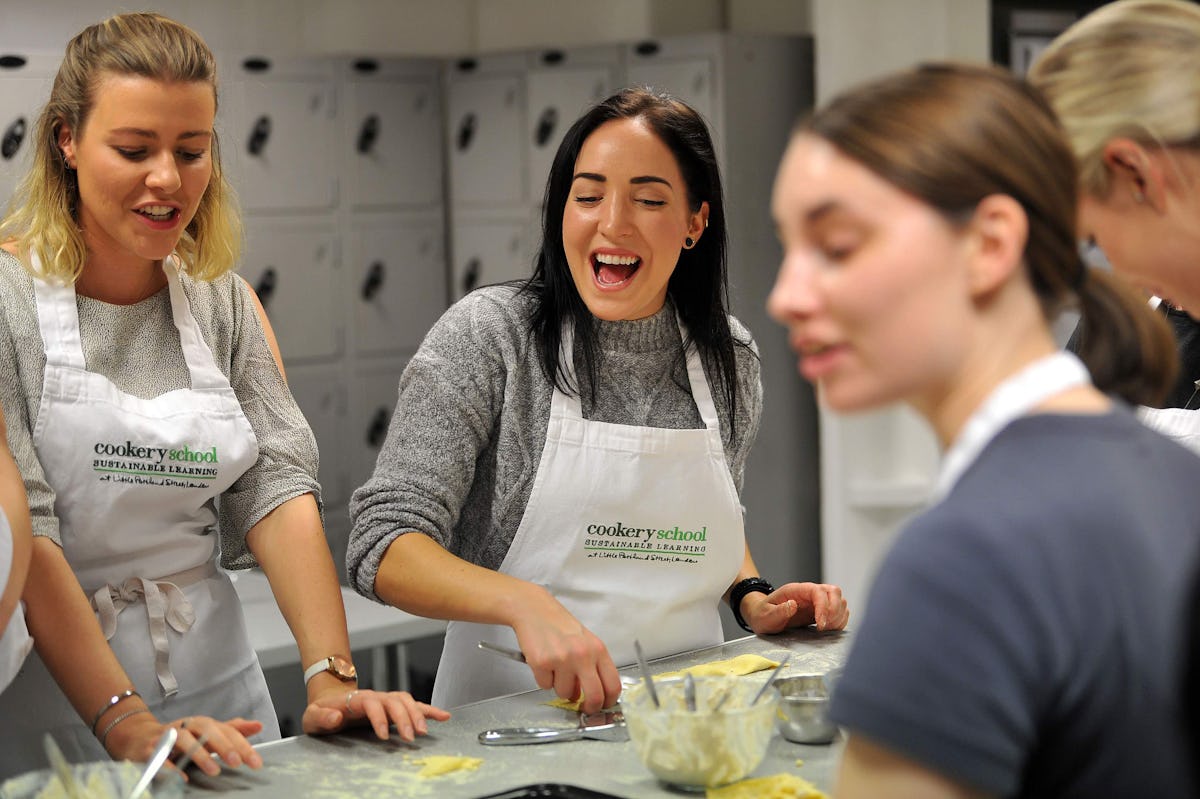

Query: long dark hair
[526,87,744,428]
[799,62,1175,407]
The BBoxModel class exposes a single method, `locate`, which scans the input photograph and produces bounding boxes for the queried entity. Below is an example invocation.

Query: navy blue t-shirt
[830,409,1200,798]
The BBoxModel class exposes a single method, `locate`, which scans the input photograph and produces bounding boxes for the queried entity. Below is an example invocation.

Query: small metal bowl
[773,674,837,745]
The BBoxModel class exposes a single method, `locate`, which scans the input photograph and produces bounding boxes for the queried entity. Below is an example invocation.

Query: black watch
[729,577,775,632]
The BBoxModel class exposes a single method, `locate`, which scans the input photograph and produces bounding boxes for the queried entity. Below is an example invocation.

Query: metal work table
[185,629,849,798]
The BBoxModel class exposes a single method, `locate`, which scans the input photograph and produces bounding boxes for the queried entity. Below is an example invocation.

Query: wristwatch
[302,655,357,685]
[729,577,776,632]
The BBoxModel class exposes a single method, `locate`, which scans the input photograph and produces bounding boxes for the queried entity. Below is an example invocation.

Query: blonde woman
[0,13,447,777]
[1030,0,1200,450]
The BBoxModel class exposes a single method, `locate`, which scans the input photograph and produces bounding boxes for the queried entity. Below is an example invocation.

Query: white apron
[0,510,33,693]
[0,258,278,776]
[934,352,1092,501]
[432,317,746,708]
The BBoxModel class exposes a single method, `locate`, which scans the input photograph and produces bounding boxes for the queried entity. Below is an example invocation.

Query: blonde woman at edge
[1030,0,1200,453]
[0,13,448,777]
[0,409,33,695]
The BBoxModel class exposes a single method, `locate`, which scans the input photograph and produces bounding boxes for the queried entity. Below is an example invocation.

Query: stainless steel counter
[187,629,849,798]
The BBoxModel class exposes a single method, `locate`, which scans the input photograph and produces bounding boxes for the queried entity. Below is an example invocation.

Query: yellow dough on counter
[544,696,584,712]
[705,773,829,799]
[657,653,780,679]
[408,755,484,778]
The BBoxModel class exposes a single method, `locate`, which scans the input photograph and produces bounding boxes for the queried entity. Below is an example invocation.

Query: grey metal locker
[286,363,348,506]
[0,53,56,213]
[238,221,341,363]
[344,61,442,209]
[222,56,336,213]
[446,65,526,206]
[449,217,533,301]
[349,216,446,355]
[351,362,410,491]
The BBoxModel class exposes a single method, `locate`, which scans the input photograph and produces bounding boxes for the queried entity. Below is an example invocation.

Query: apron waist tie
[90,562,218,698]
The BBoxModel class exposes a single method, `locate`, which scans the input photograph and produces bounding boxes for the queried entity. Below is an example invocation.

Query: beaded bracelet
[729,577,775,632]
[98,708,151,749]
[89,689,141,735]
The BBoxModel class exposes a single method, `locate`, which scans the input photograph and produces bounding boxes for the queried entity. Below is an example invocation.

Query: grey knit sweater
[0,250,320,569]
[347,284,762,600]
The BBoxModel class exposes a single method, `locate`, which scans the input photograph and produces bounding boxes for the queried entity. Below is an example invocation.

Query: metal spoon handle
[684,673,697,712]
[633,639,660,708]
[126,726,178,799]
[751,652,792,705]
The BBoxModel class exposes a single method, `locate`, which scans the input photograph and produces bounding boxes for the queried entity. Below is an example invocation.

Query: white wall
[811,0,989,101]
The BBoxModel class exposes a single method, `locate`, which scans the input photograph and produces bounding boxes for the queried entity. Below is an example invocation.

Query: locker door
[350,363,409,491]
[222,58,336,212]
[350,219,446,355]
[238,222,341,363]
[525,66,612,205]
[345,76,442,208]
[286,363,348,506]
[625,58,717,126]
[0,55,56,210]
[446,74,525,205]
[450,218,533,301]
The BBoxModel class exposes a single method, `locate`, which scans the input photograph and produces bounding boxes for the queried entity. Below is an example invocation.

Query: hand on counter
[511,595,622,715]
[743,582,850,634]
[106,712,263,779]
[303,687,451,742]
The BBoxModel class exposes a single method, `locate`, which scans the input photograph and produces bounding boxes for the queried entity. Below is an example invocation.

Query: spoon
[43,733,82,799]
[126,726,178,799]
[750,653,792,706]
[632,639,660,708]
[684,673,696,712]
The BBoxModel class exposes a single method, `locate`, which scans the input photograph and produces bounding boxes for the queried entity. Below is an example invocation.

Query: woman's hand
[511,591,622,715]
[743,582,850,634]
[303,688,451,741]
[106,713,264,777]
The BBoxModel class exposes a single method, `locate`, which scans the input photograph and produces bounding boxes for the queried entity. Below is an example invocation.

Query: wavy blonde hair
[0,12,240,283]
[1028,0,1200,199]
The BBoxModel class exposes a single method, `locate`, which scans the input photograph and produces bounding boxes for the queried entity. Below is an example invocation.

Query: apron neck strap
[555,311,722,429]
[31,255,228,390]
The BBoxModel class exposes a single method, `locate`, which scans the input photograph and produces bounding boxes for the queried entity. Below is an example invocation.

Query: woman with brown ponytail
[768,62,1199,798]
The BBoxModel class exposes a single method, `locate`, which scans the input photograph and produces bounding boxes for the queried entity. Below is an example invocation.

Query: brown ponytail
[1072,270,1176,407]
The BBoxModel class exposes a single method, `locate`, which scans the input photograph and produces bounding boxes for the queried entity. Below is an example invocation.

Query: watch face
[331,656,357,681]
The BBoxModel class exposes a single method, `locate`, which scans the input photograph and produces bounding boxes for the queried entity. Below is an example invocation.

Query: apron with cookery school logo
[432,316,745,708]
[0,257,278,774]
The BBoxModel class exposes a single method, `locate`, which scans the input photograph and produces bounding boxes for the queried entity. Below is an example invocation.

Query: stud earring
[1133,190,1145,204]
[684,237,695,248]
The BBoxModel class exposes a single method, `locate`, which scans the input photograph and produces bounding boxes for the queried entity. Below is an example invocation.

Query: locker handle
[255,267,278,308]
[463,257,481,294]
[2,116,25,160]
[456,113,476,153]
[357,114,380,155]
[534,107,558,148]
[361,261,385,300]
[366,407,391,448]
[248,115,272,156]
